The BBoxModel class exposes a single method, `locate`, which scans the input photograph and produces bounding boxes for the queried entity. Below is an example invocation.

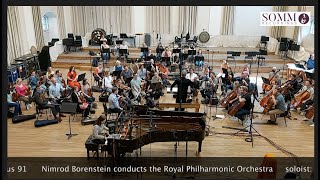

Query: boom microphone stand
[233,57,262,148]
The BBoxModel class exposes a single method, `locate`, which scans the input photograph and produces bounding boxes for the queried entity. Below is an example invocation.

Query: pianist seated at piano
[92,115,109,143]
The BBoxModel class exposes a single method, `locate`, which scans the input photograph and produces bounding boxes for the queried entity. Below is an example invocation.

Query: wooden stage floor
[7,69,314,158]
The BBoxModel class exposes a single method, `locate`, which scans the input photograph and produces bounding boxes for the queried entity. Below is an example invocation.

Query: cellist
[223,81,240,110]
[291,79,314,110]
[266,87,287,124]
[233,86,252,123]
[261,67,281,94]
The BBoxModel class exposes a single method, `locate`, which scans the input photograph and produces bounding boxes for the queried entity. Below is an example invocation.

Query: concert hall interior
[6,6,315,159]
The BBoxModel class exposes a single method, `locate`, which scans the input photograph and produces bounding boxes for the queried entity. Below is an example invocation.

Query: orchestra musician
[186,68,198,82]
[102,71,113,93]
[71,86,91,119]
[93,63,104,87]
[129,59,139,74]
[233,86,252,129]
[29,71,39,91]
[120,65,133,84]
[224,81,241,110]
[7,85,22,116]
[170,70,193,111]
[46,67,54,79]
[100,40,110,61]
[15,78,33,110]
[67,66,81,90]
[158,62,170,87]
[113,60,123,78]
[137,64,147,80]
[156,43,164,61]
[48,77,65,104]
[146,49,155,60]
[119,41,129,60]
[266,87,287,124]
[292,79,314,110]
[305,54,315,70]
[282,74,300,102]
[162,46,172,65]
[92,115,109,143]
[108,87,123,115]
[54,70,65,87]
[81,78,95,103]
[130,73,145,104]
[146,59,159,72]
[242,64,250,76]
[34,85,62,122]
[261,67,281,94]
[200,73,218,103]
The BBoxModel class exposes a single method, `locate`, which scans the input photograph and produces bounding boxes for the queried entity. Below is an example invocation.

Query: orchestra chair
[257,50,267,66]
[103,102,118,121]
[275,103,291,127]
[74,35,82,51]
[244,52,254,63]
[35,104,51,120]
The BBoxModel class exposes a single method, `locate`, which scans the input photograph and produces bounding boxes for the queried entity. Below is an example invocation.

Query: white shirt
[49,83,64,99]
[186,73,198,82]
[92,124,109,140]
[102,76,113,89]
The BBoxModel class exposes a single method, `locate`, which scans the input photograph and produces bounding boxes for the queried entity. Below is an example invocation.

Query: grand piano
[104,108,206,156]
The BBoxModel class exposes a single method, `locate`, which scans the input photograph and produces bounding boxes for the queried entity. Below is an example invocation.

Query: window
[309,19,314,35]
[42,15,49,31]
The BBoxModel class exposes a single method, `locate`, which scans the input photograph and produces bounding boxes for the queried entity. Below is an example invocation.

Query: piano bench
[85,135,102,160]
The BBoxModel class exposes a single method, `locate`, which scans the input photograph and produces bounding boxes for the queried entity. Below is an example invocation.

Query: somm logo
[260,12,310,26]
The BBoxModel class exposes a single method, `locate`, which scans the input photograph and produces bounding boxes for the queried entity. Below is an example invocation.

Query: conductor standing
[170,70,193,111]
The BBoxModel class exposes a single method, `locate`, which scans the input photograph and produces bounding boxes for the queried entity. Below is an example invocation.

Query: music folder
[173,48,181,53]
[77,73,86,82]
[60,102,77,114]
[261,77,270,85]
[141,47,148,52]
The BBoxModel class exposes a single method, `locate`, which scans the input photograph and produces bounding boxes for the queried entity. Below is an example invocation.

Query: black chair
[74,36,82,51]
[35,104,51,120]
[68,33,74,39]
[226,51,235,64]
[244,51,254,63]
[257,50,267,66]
[277,103,291,127]
[103,102,118,121]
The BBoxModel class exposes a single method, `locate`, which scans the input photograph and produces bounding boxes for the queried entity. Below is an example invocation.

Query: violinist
[223,68,234,95]
[220,60,229,94]
[120,65,133,84]
[15,78,33,110]
[234,86,252,122]
[200,73,217,103]
[292,79,314,110]
[100,40,110,61]
[48,77,65,104]
[7,85,22,116]
[93,63,104,87]
[102,71,113,93]
[267,87,287,124]
[81,78,95,103]
[158,62,170,86]
[29,71,39,91]
[54,70,65,87]
[130,73,145,104]
[67,66,81,90]
[137,64,147,80]
[71,86,91,119]
[162,46,172,58]
[113,60,123,78]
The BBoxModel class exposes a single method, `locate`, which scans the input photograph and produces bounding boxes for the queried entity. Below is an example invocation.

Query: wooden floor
[7,68,314,158]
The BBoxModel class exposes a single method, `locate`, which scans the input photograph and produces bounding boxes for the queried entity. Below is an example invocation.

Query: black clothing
[34,91,59,117]
[242,93,252,111]
[71,92,90,117]
[171,77,193,111]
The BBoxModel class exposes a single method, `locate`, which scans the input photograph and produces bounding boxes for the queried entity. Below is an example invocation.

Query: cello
[227,100,245,116]
[220,90,237,108]
[262,69,280,92]
[291,86,312,109]
[305,105,314,119]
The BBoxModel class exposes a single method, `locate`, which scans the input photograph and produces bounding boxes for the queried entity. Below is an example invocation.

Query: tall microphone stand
[233,57,262,148]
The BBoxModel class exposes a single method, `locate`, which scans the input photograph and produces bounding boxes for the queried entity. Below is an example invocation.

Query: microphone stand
[232,57,262,148]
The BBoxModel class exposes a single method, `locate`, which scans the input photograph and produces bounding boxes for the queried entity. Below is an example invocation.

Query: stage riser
[81,47,275,55]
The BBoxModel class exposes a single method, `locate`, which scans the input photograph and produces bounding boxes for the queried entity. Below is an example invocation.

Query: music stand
[60,102,78,139]
[232,52,241,69]
[188,50,196,56]
[77,73,86,82]
[156,48,164,54]
[173,48,181,54]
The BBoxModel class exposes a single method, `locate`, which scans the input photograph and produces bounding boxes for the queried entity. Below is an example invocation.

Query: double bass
[291,86,312,109]
[220,90,237,108]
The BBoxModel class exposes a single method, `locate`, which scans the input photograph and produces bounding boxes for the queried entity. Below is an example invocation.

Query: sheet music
[287,63,314,73]
[167,87,178,93]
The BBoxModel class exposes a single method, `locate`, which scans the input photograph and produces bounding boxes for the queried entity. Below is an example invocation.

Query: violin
[26,86,32,96]
[220,89,237,108]
[291,86,312,109]
[61,78,67,87]
[88,88,93,97]
[79,92,87,103]
[305,105,314,119]
[12,92,19,102]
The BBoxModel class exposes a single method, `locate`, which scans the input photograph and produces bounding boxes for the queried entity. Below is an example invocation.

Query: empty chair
[68,33,74,39]
[74,35,82,51]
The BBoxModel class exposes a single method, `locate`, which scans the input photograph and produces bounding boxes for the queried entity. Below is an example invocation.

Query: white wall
[40,6,59,45]
[63,6,73,37]
[209,6,223,36]
[196,6,211,35]
[234,6,272,36]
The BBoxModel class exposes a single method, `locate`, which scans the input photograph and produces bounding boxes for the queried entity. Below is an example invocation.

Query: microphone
[157,34,158,39]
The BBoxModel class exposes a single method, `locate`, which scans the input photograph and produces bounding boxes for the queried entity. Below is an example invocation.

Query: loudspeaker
[38,46,51,71]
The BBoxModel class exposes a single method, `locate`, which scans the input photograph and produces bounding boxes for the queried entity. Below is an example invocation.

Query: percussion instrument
[198,31,210,43]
